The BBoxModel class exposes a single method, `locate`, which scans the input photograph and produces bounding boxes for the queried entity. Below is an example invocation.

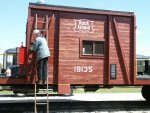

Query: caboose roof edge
[29,3,134,16]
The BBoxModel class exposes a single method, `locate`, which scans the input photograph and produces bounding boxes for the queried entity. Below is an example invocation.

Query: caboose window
[94,42,104,55]
[83,41,93,55]
[82,40,104,56]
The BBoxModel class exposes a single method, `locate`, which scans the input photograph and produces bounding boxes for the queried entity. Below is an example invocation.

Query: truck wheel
[141,86,150,101]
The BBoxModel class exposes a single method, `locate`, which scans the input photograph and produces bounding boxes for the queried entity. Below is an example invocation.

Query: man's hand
[30,42,35,45]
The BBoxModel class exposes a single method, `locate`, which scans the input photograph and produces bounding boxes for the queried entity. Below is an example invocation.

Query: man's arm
[32,39,39,51]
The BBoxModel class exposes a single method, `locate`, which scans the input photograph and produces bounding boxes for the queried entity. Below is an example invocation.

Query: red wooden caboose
[26,3,136,94]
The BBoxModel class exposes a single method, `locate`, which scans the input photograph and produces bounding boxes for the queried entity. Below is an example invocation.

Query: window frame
[80,39,105,59]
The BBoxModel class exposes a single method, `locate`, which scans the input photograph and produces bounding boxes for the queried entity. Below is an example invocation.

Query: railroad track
[0,93,150,113]
[0,101,150,113]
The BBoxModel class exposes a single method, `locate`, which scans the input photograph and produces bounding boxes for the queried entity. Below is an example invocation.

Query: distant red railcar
[0,3,150,101]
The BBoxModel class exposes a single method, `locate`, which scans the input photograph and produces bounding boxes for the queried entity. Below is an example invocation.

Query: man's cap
[33,29,40,35]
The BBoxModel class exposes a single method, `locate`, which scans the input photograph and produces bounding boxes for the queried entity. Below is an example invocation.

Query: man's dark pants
[37,57,48,82]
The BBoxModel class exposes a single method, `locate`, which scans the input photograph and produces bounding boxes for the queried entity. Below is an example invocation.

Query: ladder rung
[35,93,48,95]
[36,83,47,86]
[36,103,47,105]
[37,28,46,31]
[36,29,46,32]
[37,21,47,24]
[39,89,52,91]
[40,29,46,31]
[37,92,50,94]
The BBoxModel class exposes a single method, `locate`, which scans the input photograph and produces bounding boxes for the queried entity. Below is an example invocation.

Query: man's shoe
[36,80,43,84]
[43,81,47,84]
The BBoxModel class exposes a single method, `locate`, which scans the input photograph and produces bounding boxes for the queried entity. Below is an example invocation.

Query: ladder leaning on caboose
[34,14,49,113]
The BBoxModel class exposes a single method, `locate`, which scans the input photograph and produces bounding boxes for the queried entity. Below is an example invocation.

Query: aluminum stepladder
[34,14,49,113]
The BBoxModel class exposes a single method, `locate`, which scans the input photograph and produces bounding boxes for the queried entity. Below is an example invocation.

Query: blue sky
[0,0,150,56]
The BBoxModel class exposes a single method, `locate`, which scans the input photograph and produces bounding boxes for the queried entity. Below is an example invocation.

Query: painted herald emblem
[74,19,94,33]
